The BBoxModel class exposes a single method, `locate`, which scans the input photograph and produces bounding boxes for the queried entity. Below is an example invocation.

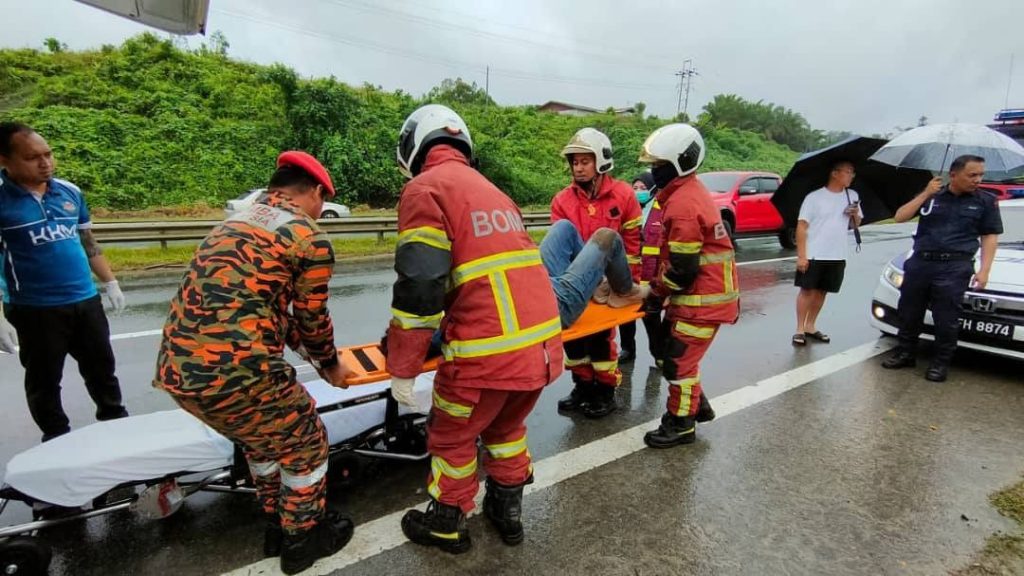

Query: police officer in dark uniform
[881,155,1002,382]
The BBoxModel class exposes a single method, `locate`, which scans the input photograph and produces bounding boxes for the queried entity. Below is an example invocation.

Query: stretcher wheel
[327,453,363,488]
[0,536,52,576]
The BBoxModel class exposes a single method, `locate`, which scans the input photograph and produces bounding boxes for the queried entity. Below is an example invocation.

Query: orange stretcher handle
[338,303,644,386]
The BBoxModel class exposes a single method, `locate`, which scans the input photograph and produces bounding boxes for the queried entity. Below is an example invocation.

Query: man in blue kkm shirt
[0,122,128,442]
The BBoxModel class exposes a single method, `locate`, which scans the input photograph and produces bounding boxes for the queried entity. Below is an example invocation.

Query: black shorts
[794,260,846,293]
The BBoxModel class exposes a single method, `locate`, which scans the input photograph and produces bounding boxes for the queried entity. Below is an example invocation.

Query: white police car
[869,199,1024,359]
[225,189,351,219]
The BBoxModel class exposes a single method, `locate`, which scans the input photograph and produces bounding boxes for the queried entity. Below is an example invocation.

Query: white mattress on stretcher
[2,373,436,507]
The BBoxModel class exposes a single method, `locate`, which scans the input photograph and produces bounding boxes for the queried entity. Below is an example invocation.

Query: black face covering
[651,163,679,190]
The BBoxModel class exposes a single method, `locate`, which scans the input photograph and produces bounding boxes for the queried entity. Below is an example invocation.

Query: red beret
[276,150,336,198]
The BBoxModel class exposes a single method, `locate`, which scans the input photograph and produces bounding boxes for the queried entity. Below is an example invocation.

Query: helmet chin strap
[651,163,679,190]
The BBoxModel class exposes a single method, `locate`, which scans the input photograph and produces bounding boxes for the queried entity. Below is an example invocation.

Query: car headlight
[882,263,904,289]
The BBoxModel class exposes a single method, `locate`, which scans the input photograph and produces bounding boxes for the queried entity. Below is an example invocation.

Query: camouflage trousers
[171,371,329,534]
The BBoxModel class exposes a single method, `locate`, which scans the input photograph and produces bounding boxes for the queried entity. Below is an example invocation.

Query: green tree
[700,93,823,152]
[424,78,494,107]
[43,38,67,53]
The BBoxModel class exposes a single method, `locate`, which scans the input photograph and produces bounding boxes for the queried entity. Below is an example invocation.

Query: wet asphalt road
[1,224,1022,576]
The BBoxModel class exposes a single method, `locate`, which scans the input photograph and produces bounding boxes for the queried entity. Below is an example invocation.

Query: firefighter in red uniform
[386,104,563,553]
[551,128,643,418]
[637,124,739,448]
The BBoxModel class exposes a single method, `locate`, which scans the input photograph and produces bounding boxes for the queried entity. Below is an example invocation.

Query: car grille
[961,291,1024,319]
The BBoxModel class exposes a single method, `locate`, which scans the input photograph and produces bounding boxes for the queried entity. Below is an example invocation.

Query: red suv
[696,171,794,248]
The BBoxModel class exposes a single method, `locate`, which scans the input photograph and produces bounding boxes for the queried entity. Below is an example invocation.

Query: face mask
[635,189,652,205]
[651,163,679,190]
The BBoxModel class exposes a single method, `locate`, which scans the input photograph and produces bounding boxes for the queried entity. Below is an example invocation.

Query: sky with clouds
[2,0,1022,137]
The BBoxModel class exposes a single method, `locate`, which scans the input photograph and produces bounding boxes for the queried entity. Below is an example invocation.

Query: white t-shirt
[797,187,863,261]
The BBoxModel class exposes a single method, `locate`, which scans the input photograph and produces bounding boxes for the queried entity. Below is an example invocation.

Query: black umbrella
[772,136,934,228]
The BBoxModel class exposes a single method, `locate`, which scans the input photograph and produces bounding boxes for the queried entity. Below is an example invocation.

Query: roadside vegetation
[954,477,1024,575]
[1,34,812,213]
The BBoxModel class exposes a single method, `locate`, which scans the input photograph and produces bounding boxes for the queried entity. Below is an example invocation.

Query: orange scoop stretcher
[338,303,644,385]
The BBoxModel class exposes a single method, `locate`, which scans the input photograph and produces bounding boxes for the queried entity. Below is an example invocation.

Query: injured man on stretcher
[387,220,650,406]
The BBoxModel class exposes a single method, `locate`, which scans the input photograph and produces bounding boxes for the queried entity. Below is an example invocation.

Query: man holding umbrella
[881,155,1002,382]
[773,136,935,347]
[791,160,863,346]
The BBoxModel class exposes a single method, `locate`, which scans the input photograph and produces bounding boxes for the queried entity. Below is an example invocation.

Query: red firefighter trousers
[662,320,720,417]
[425,380,542,513]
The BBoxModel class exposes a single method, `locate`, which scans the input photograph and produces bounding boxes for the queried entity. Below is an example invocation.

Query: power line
[320,0,681,72]
[212,7,674,93]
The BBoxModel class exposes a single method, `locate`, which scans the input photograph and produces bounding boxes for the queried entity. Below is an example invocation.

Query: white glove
[104,280,126,313]
[0,312,17,354]
[390,377,417,409]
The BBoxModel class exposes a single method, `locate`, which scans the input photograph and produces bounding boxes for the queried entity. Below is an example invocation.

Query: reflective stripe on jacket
[386,145,563,390]
[653,176,740,325]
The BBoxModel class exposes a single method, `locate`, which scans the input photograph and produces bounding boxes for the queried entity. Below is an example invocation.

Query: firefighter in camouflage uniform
[153,151,353,575]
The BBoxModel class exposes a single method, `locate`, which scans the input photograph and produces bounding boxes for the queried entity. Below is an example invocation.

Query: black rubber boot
[557,380,595,412]
[401,499,471,554]
[643,413,696,449]
[263,513,283,557]
[483,478,526,546]
[582,385,617,419]
[695,391,715,423]
[280,510,355,575]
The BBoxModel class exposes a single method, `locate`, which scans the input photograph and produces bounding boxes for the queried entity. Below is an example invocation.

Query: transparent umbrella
[869,123,1024,179]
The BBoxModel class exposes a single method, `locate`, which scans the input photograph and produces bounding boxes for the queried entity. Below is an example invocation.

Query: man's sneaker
[591,279,611,304]
[608,284,651,308]
[280,510,354,575]
[401,499,471,554]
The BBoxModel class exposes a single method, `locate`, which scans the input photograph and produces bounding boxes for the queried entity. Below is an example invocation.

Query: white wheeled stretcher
[0,373,436,576]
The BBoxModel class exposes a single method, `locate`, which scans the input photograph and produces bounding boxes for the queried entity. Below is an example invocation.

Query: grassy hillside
[0,34,798,210]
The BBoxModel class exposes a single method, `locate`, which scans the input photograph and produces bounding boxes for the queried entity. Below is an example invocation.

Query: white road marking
[221,338,894,576]
[736,255,795,266]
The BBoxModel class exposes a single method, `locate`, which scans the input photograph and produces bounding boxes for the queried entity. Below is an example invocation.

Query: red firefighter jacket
[386,145,563,390]
[550,174,643,280]
[651,176,740,325]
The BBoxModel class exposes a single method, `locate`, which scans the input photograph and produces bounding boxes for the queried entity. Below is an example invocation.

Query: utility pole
[485,66,490,105]
[674,59,698,118]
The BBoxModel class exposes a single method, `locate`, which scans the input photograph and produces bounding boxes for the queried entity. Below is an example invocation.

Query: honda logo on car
[970,297,995,313]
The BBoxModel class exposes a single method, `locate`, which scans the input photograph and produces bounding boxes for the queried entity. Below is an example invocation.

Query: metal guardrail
[92,213,553,247]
